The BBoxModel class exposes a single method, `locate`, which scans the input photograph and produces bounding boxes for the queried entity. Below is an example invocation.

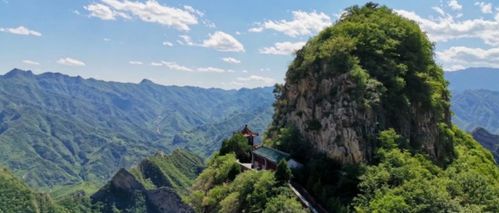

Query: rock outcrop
[270,4,454,165]
[91,168,193,213]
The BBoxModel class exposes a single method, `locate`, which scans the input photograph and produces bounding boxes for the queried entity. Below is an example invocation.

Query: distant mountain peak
[4,68,34,78]
[140,79,155,85]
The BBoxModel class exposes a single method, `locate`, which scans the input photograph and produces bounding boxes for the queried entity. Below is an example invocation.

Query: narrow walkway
[288,182,319,213]
[290,181,329,213]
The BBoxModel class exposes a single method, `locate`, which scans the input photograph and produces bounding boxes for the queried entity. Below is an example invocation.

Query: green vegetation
[130,149,204,195]
[219,133,252,162]
[267,3,499,212]
[88,149,203,212]
[0,69,273,188]
[354,127,499,212]
[188,153,307,213]
[0,166,69,213]
[275,160,292,183]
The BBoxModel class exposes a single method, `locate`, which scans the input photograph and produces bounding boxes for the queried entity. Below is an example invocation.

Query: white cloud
[178,32,244,52]
[162,41,173,47]
[84,3,119,20]
[222,57,241,64]
[201,31,244,52]
[259,41,306,55]
[0,26,41,36]
[395,9,499,46]
[183,5,203,17]
[84,0,200,31]
[437,46,499,71]
[103,38,111,42]
[249,11,331,37]
[22,60,40,65]
[432,7,446,16]
[196,67,225,73]
[177,35,194,45]
[448,0,462,10]
[475,2,493,14]
[73,10,81,15]
[232,75,277,87]
[161,61,193,72]
[57,57,86,66]
[150,61,226,73]
[129,60,143,65]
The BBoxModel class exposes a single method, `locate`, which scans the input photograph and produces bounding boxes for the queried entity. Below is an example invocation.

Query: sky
[1,0,499,89]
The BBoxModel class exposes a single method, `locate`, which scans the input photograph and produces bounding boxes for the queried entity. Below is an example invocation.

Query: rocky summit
[270,4,454,165]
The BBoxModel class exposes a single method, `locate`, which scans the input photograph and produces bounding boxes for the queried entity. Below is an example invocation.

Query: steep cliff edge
[270,3,454,165]
[90,150,202,212]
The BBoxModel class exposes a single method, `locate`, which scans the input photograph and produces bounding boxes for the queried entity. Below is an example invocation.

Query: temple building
[240,124,259,147]
[251,146,303,171]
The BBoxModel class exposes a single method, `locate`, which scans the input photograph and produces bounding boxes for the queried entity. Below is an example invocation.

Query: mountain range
[0,69,273,188]
[0,67,499,190]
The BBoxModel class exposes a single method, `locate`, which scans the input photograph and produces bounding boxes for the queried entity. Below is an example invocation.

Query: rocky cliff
[91,149,202,212]
[270,4,454,165]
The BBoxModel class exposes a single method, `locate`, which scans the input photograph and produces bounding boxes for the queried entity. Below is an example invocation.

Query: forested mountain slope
[0,69,273,188]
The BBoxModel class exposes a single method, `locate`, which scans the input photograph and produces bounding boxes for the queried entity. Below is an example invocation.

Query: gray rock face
[91,168,193,213]
[271,67,452,165]
[146,187,193,213]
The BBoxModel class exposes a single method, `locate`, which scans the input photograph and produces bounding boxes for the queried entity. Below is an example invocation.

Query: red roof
[241,125,258,137]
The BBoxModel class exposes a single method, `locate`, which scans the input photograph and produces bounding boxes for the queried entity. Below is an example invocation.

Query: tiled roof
[252,146,290,163]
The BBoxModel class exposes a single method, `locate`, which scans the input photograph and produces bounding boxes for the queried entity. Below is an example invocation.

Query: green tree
[275,160,292,184]
[264,194,308,213]
[220,133,252,162]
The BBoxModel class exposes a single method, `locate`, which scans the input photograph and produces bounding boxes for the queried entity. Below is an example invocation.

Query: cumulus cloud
[249,11,331,37]
[57,57,86,66]
[22,60,40,65]
[395,9,499,46]
[84,3,122,20]
[475,2,493,14]
[437,46,499,71]
[0,26,41,36]
[259,41,306,55]
[201,31,244,52]
[129,60,143,65]
[162,41,173,47]
[84,0,200,31]
[222,57,241,64]
[150,61,226,73]
[177,32,244,52]
[448,0,462,10]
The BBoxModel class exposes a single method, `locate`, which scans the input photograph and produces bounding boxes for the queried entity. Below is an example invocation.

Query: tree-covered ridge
[89,149,203,212]
[354,127,499,212]
[271,3,453,165]
[130,149,204,195]
[266,3,499,212]
[0,69,273,188]
[0,167,67,213]
[187,152,307,213]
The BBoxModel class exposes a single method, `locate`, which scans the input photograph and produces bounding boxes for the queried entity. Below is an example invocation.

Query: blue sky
[1,0,499,89]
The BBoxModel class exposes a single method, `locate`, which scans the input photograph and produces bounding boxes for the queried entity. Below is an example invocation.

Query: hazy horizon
[2,0,499,89]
